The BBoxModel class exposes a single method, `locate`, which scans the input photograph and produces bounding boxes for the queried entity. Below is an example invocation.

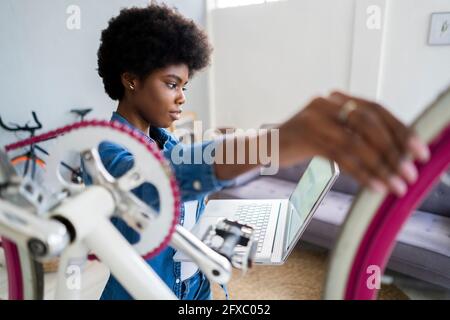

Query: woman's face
[130,64,189,128]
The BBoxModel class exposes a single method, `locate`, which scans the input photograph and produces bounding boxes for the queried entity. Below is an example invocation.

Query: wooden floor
[1,243,408,300]
[211,242,408,300]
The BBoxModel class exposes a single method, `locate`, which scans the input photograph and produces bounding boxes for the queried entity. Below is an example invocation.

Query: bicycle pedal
[201,218,256,273]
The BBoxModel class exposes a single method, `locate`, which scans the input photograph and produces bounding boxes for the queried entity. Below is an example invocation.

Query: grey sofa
[209,160,450,290]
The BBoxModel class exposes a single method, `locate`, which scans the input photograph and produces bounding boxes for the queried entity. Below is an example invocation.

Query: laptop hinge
[270,201,287,263]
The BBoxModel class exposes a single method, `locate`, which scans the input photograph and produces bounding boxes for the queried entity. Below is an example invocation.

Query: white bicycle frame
[51,186,177,300]
[51,183,237,300]
[1,146,234,300]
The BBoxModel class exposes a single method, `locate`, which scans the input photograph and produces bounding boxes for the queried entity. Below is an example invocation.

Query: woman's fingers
[329,91,430,163]
[370,102,430,162]
[326,92,432,193]
[279,92,430,197]
[310,113,407,196]
[344,103,417,186]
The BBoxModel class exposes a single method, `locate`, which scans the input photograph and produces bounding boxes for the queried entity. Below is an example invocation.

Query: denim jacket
[99,112,234,300]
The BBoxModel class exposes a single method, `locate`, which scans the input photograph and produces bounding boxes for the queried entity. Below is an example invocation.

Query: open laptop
[183,156,339,265]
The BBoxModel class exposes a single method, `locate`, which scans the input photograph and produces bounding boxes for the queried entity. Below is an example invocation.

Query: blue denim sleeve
[164,139,236,202]
[99,140,235,204]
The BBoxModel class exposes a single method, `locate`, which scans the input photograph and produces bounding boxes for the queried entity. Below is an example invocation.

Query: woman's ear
[121,72,138,91]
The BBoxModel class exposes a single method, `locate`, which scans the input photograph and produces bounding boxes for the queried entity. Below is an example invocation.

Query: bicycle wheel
[0,237,44,300]
[11,156,45,168]
[324,86,450,299]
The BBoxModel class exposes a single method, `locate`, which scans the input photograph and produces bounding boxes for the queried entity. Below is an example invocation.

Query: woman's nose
[176,90,186,106]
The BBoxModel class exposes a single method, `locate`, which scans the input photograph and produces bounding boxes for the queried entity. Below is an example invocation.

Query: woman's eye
[167,82,187,91]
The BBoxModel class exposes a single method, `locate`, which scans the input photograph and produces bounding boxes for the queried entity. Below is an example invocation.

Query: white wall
[377,0,450,124]
[209,0,450,129]
[0,0,209,147]
[210,0,356,129]
[348,0,387,98]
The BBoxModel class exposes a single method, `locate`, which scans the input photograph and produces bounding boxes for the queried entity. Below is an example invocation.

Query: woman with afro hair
[97,3,222,300]
[96,3,430,300]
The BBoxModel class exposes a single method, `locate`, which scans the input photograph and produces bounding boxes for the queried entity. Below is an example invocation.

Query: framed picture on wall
[428,12,450,46]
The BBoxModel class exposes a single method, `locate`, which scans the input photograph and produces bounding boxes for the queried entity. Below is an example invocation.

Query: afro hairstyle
[97,3,212,100]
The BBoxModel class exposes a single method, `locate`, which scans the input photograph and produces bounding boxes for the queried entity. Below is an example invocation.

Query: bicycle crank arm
[0,198,70,260]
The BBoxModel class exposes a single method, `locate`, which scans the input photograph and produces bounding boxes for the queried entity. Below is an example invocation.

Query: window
[212,0,284,9]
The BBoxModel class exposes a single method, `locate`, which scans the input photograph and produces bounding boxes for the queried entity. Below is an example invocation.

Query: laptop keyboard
[234,203,272,253]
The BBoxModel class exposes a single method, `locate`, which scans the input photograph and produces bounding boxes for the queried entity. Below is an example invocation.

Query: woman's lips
[169,111,181,121]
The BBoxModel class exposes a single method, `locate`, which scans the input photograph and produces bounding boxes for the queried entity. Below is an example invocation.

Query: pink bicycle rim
[1,237,24,300]
[345,124,450,299]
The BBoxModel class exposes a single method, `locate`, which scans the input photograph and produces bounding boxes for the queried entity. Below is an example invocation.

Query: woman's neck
[116,101,150,135]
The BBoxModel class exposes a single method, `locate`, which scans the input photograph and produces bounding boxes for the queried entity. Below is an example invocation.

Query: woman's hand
[278,91,430,197]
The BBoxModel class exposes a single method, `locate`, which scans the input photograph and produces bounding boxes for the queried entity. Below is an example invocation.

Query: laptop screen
[283,157,335,254]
